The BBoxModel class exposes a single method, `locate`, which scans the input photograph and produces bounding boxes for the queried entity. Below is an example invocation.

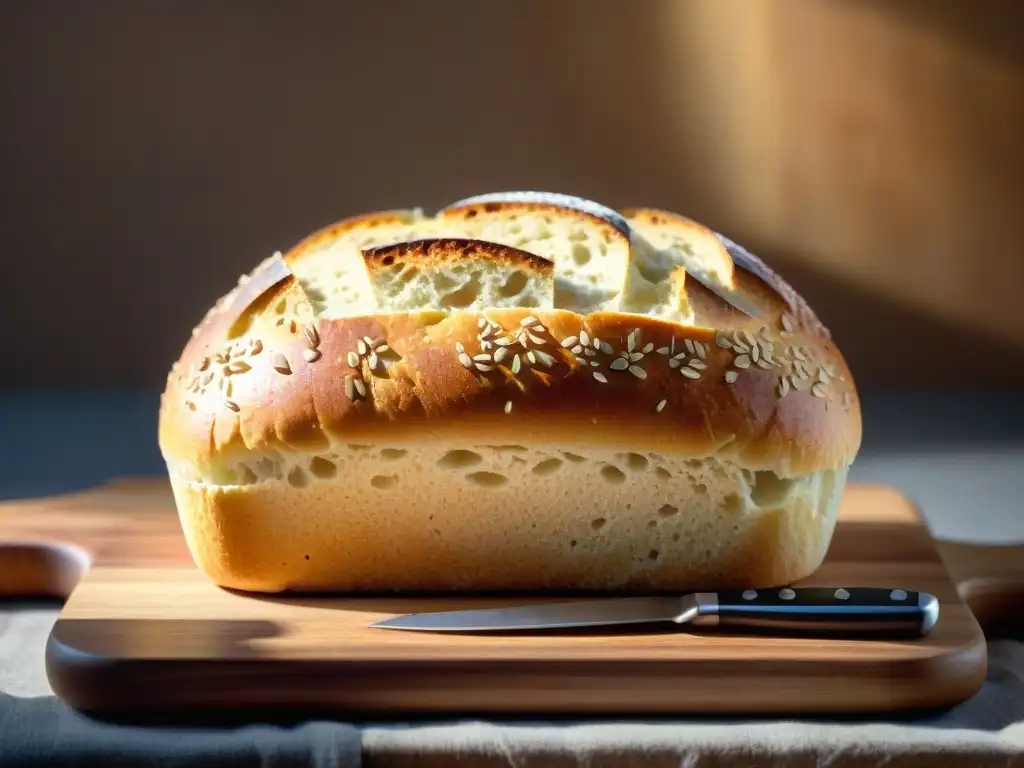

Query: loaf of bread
[158,192,862,593]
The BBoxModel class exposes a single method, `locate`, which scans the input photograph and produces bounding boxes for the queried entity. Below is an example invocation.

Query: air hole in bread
[347,444,373,451]
[371,474,398,489]
[723,493,744,515]
[531,458,562,476]
[658,504,678,517]
[466,471,508,488]
[304,286,326,304]
[238,464,258,485]
[498,271,529,298]
[494,445,528,453]
[621,452,649,472]
[226,313,255,341]
[672,533,681,542]
[694,482,708,496]
[570,539,578,549]
[308,456,337,479]
[397,266,420,284]
[591,517,607,531]
[654,467,672,481]
[381,448,408,461]
[562,451,586,463]
[634,252,668,286]
[571,243,591,266]
[647,519,657,529]
[287,467,308,488]
[256,456,280,478]
[648,549,660,561]
[600,465,627,485]
[440,277,482,309]
[749,471,795,507]
[438,450,483,470]
[274,299,287,315]
[433,272,457,291]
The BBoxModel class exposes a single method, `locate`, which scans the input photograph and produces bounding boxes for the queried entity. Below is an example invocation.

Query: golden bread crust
[161,287,859,480]
[158,194,862,593]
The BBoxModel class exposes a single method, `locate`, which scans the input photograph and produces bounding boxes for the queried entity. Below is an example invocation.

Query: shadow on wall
[0,0,1021,388]
[536,0,1024,388]
[754,244,1024,389]
[851,0,1024,67]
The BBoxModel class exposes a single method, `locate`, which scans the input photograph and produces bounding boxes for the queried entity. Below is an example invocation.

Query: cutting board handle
[0,542,90,599]
[0,479,162,598]
[936,539,1024,638]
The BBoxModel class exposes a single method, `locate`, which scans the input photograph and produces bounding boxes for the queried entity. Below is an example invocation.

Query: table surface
[1,390,1023,767]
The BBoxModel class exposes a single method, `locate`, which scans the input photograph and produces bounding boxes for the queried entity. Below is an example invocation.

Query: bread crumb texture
[170,445,845,592]
[160,191,863,592]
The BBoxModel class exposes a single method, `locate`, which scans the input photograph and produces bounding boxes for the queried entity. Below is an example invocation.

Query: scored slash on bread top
[621,208,769,321]
[362,238,556,312]
[159,192,861,482]
[281,208,432,317]
[435,196,632,314]
[716,233,830,339]
[621,208,735,289]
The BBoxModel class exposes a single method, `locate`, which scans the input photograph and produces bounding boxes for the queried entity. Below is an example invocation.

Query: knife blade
[371,587,939,638]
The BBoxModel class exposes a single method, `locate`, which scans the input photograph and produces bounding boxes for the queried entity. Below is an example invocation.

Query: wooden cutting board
[1,479,1022,716]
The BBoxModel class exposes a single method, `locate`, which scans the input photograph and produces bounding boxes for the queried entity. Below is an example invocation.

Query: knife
[371,587,940,638]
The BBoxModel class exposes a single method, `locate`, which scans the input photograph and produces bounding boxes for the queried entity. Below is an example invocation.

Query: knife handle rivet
[778,588,796,600]
[834,588,850,600]
[890,589,908,601]
[742,589,758,600]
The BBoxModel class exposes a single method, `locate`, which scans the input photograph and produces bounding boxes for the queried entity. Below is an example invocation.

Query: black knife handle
[704,587,940,637]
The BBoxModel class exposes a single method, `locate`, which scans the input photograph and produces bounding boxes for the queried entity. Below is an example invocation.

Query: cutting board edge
[44,626,988,716]
[0,477,1015,716]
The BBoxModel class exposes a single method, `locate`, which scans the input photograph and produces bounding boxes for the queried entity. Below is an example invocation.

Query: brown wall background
[2,0,1022,390]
